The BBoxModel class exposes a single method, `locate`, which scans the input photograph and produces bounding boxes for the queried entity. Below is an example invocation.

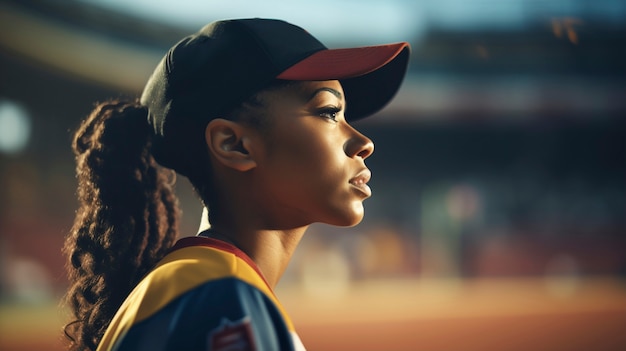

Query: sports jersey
[97,235,306,351]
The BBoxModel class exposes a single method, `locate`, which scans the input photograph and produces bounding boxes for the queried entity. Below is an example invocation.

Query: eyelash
[318,106,341,122]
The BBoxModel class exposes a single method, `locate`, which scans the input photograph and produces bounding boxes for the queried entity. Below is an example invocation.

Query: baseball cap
[141,18,410,176]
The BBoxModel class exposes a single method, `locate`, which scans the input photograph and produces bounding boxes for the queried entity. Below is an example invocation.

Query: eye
[318,106,341,122]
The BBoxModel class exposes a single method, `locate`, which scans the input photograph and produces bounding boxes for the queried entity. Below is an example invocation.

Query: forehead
[260,80,345,105]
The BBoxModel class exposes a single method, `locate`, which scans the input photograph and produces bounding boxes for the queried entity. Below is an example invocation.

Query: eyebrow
[307,87,343,102]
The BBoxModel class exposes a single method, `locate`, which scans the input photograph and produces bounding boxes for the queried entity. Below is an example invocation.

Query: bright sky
[77,0,625,45]
[80,0,427,45]
[71,0,566,44]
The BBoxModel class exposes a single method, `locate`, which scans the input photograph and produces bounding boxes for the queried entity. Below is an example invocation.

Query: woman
[63,18,409,351]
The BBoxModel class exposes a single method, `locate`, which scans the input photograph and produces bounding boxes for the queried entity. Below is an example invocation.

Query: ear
[205,119,257,172]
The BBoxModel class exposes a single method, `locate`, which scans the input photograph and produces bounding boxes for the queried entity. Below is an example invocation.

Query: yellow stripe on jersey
[97,244,294,351]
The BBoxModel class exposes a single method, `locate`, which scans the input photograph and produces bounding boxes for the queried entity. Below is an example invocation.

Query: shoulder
[118,278,293,351]
[98,237,297,351]
[122,236,273,325]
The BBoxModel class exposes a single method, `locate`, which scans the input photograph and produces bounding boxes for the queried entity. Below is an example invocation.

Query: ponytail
[63,100,180,351]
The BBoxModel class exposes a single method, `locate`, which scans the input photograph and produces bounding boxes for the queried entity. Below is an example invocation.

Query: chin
[323,217,363,228]
[344,217,364,228]
[330,208,365,227]
[316,200,366,227]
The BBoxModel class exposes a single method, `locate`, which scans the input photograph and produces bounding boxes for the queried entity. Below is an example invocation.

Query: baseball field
[1,276,624,351]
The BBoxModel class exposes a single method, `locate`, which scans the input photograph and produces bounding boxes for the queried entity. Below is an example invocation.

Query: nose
[345,125,374,160]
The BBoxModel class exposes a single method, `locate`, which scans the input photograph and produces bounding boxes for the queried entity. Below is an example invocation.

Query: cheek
[295,134,345,183]
[267,124,339,171]
[265,132,346,196]
[260,133,365,226]
[283,148,340,190]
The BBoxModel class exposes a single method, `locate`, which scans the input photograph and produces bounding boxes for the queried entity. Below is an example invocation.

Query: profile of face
[247,80,375,228]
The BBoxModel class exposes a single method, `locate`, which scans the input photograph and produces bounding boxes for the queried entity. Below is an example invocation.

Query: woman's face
[250,80,374,228]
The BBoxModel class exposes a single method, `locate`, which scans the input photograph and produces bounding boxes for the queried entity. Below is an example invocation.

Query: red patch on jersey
[207,317,256,351]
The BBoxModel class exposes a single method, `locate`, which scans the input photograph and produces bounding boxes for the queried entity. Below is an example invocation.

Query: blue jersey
[97,236,306,351]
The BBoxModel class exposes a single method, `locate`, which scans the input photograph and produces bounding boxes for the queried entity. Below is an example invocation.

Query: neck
[198,208,307,288]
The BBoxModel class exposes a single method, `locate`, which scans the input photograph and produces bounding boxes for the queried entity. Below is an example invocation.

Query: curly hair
[62,80,293,351]
[62,100,180,351]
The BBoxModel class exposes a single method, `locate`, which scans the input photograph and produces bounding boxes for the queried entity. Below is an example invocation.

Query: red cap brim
[278,42,410,120]
[277,42,409,81]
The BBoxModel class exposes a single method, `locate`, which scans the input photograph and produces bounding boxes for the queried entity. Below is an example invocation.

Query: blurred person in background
[62,18,409,351]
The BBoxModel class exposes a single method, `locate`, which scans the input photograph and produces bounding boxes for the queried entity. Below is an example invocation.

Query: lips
[349,169,372,197]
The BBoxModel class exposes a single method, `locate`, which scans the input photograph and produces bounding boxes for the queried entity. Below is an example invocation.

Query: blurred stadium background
[0,0,624,350]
